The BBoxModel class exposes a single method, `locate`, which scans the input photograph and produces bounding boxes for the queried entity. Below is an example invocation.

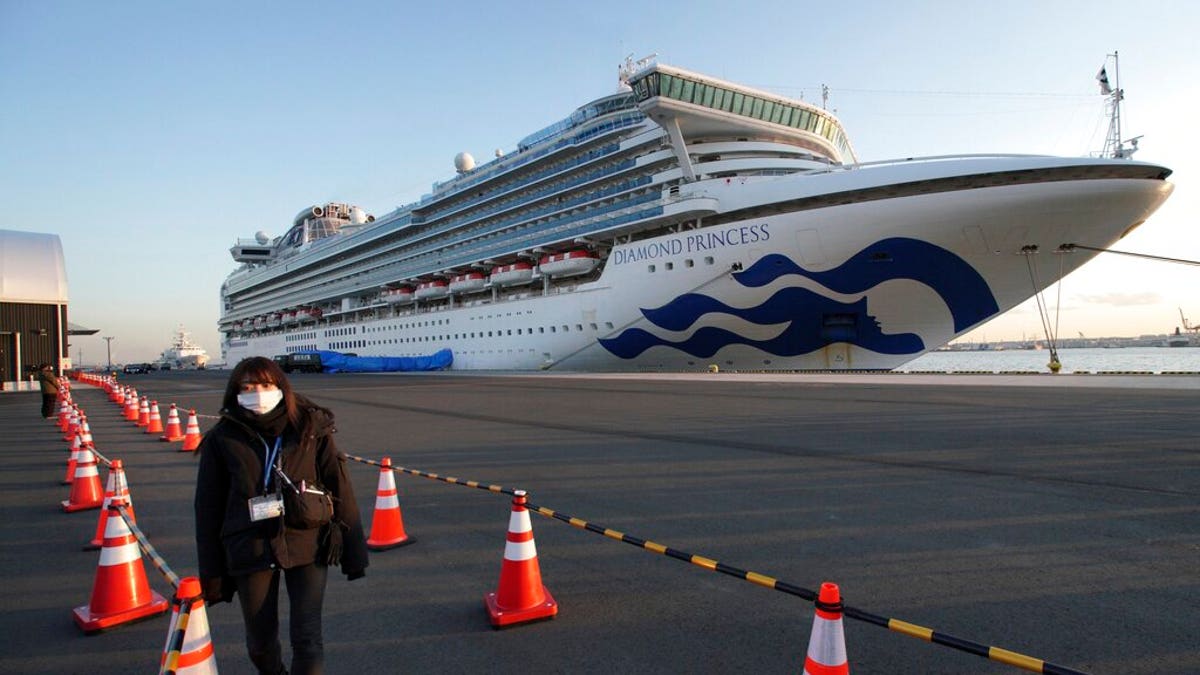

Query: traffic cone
[145,401,164,434]
[484,490,557,627]
[124,390,139,421]
[79,415,94,448]
[63,406,80,441]
[86,459,135,550]
[72,496,169,632]
[803,582,850,675]
[136,396,150,427]
[366,457,414,550]
[57,398,71,430]
[63,434,81,485]
[160,403,185,442]
[160,577,218,674]
[62,448,105,512]
[180,410,202,452]
[113,385,125,407]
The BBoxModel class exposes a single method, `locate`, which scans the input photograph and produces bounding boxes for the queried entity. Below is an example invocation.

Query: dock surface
[2,371,1197,674]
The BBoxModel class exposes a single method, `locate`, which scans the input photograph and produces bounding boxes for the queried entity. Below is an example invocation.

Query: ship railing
[842,152,1061,171]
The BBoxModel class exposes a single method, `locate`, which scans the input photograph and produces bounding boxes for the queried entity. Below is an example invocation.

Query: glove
[345,568,365,581]
[201,575,235,604]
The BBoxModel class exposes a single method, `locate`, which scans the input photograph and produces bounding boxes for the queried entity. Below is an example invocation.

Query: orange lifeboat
[539,250,600,277]
[414,280,450,300]
[382,286,415,304]
[489,261,535,286]
[449,272,487,294]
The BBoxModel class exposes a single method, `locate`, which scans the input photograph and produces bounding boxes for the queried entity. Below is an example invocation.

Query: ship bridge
[626,63,856,180]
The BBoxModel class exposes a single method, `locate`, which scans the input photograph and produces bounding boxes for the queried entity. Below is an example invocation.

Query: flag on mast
[1096,66,1112,95]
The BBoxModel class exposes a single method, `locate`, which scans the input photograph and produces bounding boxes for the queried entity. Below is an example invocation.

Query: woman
[195,357,368,675]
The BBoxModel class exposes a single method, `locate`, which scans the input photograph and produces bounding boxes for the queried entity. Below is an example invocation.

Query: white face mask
[237,389,284,415]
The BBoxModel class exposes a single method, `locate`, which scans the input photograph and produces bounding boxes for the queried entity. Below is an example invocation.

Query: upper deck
[627,63,855,164]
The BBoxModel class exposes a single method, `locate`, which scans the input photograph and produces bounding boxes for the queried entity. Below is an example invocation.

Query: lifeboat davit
[539,250,600,277]
[414,280,450,300]
[382,286,415,304]
[489,261,534,287]
[449,272,487,294]
[282,311,298,325]
[252,316,267,330]
[296,306,323,322]
[266,313,282,328]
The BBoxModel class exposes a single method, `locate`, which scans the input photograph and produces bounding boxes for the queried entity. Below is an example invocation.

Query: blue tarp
[309,349,452,373]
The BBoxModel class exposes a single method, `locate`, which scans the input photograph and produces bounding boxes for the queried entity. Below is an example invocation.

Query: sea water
[903,346,1200,374]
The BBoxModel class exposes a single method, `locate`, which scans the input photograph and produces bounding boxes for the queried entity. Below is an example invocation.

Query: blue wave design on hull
[599,237,998,361]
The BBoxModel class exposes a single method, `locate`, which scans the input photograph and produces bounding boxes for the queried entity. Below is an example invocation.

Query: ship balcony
[661,188,719,219]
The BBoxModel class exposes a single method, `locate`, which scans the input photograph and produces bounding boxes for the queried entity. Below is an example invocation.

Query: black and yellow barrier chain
[343,453,516,496]
[116,504,181,590]
[525,500,1087,675]
[159,596,194,675]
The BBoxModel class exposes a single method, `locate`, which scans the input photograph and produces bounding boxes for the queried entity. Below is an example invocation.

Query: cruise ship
[219,57,1174,371]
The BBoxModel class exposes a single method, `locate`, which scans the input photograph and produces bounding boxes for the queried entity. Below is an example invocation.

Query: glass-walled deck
[630,69,855,163]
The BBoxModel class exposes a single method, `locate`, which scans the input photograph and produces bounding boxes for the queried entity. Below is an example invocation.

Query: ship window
[605,322,613,329]
[681,79,694,102]
[648,264,656,273]
[704,256,714,265]
[507,330,512,336]
[665,262,674,271]
[685,259,694,268]
[539,327,545,333]
[589,323,597,330]
[550,326,556,333]
[701,85,715,107]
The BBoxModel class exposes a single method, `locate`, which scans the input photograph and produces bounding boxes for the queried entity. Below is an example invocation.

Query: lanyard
[260,436,282,492]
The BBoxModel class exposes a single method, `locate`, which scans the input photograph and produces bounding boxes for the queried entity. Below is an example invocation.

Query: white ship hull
[223,159,1172,371]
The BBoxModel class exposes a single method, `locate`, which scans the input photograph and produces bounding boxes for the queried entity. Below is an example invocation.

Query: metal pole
[103,337,114,370]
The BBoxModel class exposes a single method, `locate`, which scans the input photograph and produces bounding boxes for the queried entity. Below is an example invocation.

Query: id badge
[249,493,285,522]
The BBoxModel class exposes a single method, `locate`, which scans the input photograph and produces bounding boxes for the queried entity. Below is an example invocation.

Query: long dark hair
[222,357,300,429]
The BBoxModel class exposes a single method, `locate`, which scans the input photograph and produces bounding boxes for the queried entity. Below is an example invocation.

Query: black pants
[235,563,328,675]
[41,393,56,419]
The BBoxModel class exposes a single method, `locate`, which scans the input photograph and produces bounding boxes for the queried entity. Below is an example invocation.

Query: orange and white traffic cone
[124,390,139,421]
[145,401,164,434]
[63,406,80,441]
[62,447,105,512]
[63,434,82,485]
[57,398,71,428]
[136,396,150,427]
[73,496,169,632]
[366,457,414,550]
[484,490,557,627]
[160,577,219,674]
[79,415,94,448]
[86,459,135,550]
[160,403,185,442]
[180,410,202,452]
[803,582,850,675]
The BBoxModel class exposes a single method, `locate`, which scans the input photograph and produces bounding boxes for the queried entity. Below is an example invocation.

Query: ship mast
[1098,51,1140,159]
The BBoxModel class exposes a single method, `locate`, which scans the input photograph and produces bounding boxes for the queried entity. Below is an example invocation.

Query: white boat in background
[158,326,210,370]
[218,56,1173,371]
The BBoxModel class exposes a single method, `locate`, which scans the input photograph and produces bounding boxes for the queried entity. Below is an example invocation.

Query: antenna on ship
[1097,51,1139,159]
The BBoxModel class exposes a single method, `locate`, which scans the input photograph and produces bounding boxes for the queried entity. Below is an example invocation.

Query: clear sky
[2,0,1197,365]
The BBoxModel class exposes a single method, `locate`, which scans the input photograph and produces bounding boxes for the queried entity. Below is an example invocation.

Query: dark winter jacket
[38,369,59,395]
[194,396,369,580]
